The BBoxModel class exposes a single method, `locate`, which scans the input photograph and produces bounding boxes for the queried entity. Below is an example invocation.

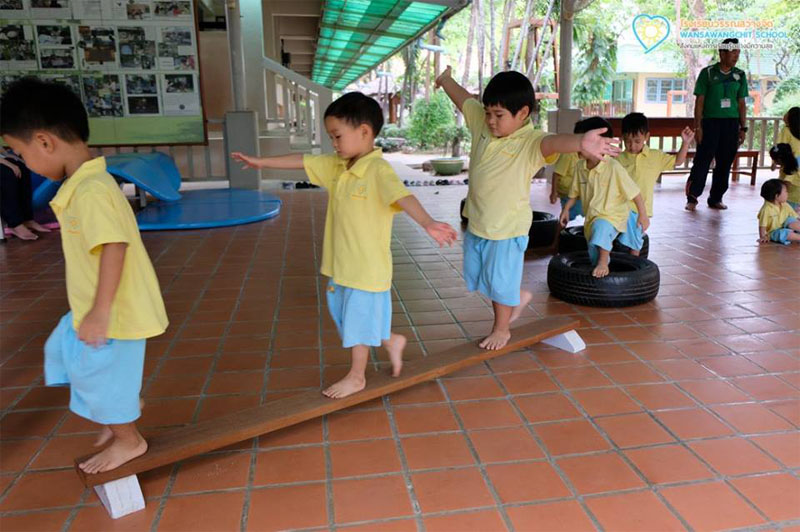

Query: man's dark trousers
[686,117,739,205]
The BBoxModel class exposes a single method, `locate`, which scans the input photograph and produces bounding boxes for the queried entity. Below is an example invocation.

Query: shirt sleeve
[303,153,340,188]
[737,71,748,99]
[529,131,559,166]
[75,185,131,254]
[694,68,708,96]
[553,153,572,176]
[374,162,411,211]
[757,205,770,227]
[659,150,677,172]
[462,98,487,138]
[777,127,789,144]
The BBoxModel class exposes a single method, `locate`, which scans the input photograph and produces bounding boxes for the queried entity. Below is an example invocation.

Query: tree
[408,91,457,149]
[570,1,619,108]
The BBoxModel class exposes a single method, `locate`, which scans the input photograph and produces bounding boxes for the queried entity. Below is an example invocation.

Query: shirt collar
[493,120,534,140]
[50,156,106,210]
[343,148,383,177]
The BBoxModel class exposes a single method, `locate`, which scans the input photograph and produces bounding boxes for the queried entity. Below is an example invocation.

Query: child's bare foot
[24,220,51,233]
[383,334,406,377]
[323,373,366,399]
[592,260,610,278]
[479,329,511,350]
[509,290,533,323]
[79,433,147,474]
[9,224,37,240]
[94,426,114,447]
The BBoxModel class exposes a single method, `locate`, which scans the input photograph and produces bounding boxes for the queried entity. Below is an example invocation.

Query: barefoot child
[757,178,800,245]
[1,78,168,474]
[232,92,457,399]
[559,117,650,278]
[617,112,693,228]
[0,149,52,240]
[435,67,619,350]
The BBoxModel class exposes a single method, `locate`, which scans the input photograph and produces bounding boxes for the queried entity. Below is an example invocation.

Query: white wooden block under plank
[541,330,586,353]
[94,474,145,519]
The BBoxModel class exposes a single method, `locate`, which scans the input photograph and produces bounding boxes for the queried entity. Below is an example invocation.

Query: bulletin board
[0,0,206,145]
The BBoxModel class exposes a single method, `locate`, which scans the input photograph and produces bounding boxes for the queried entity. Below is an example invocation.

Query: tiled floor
[1,175,799,531]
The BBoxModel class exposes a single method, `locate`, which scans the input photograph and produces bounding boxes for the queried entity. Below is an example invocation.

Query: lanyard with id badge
[717,69,739,110]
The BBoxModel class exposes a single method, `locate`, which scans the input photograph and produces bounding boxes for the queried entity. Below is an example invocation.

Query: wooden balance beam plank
[76,316,578,487]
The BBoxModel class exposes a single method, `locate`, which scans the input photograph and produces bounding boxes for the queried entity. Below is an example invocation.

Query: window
[612,79,633,101]
[645,78,685,103]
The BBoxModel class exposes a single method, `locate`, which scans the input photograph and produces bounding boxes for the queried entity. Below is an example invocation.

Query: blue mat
[107,153,182,202]
[31,173,61,211]
[136,188,282,231]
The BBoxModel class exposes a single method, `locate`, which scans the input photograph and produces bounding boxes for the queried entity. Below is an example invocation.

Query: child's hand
[78,307,110,348]
[580,129,621,159]
[435,66,453,89]
[425,220,458,247]
[638,214,650,233]
[231,152,263,170]
[559,210,569,227]
[758,233,769,244]
[549,190,559,204]
[680,126,695,144]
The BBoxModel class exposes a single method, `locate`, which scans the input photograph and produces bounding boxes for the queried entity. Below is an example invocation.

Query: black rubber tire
[547,251,660,307]
[557,225,649,259]
[528,211,558,248]
[459,198,468,225]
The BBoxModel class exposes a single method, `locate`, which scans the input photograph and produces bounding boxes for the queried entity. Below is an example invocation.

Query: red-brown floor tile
[454,399,523,429]
[496,370,558,394]
[158,491,245,531]
[71,502,159,531]
[389,382,446,404]
[701,355,767,377]
[0,439,43,473]
[595,413,676,448]
[749,433,800,468]
[469,427,544,463]
[253,446,325,485]
[505,500,595,531]
[442,376,505,401]
[655,409,734,439]
[712,404,795,433]
[734,375,800,400]
[558,452,645,494]
[661,481,765,530]
[412,468,494,513]
[624,445,714,484]
[730,473,800,522]
[624,383,695,410]
[550,366,612,389]
[514,393,581,423]
[534,420,609,455]
[330,439,403,477]
[1,409,64,438]
[586,491,685,531]
[333,476,413,523]
[247,484,328,530]
[679,380,750,404]
[327,409,393,441]
[401,433,474,470]
[0,470,86,511]
[688,437,782,475]
[393,404,458,434]
[423,509,506,532]
[571,388,641,416]
[0,510,71,532]
[337,519,417,532]
[486,461,570,503]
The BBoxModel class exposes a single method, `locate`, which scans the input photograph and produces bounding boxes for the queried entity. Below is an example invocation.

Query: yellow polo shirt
[777,127,800,204]
[757,201,797,233]
[462,98,557,240]
[616,146,675,216]
[49,157,167,339]
[569,157,641,239]
[303,149,411,292]
[553,153,579,198]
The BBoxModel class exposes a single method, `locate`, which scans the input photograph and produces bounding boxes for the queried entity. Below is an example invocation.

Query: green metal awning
[312,0,454,90]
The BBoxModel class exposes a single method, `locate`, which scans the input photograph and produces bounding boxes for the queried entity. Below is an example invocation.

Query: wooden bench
[75,317,583,518]
[606,117,759,185]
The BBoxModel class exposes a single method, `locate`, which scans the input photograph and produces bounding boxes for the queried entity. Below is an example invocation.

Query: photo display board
[0,0,206,145]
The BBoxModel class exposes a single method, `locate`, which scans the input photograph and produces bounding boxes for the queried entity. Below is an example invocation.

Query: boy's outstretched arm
[395,195,458,247]
[675,126,694,167]
[231,152,304,170]
[79,242,127,348]
[632,194,650,232]
[541,129,621,160]
[435,66,473,113]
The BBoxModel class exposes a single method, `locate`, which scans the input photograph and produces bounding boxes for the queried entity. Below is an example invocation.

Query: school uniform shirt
[777,126,800,204]
[303,149,411,292]
[49,157,168,340]
[553,152,579,198]
[461,98,558,240]
[757,201,798,233]
[616,146,676,216]
[694,62,748,119]
[569,157,641,239]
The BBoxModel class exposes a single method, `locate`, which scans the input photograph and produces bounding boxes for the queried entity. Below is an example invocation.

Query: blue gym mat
[136,188,282,231]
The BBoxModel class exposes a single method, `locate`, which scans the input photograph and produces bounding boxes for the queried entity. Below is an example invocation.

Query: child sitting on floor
[435,67,619,350]
[616,112,693,220]
[769,143,800,212]
[757,178,800,245]
[231,92,457,399]
[1,78,168,474]
[559,117,649,278]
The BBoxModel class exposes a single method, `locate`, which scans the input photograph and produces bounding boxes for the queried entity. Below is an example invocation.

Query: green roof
[313,0,450,90]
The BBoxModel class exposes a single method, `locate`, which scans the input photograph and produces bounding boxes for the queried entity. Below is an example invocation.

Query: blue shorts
[463,231,527,306]
[560,197,583,221]
[45,313,145,425]
[769,216,798,245]
[587,211,644,264]
[326,281,391,348]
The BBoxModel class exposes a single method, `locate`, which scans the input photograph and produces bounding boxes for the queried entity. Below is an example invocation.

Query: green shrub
[407,92,456,149]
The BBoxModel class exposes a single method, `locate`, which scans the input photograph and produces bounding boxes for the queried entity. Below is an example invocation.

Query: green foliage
[571,23,618,106]
[440,124,471,155]
[775,77,800,102]
[407,92,457,149]
[380,124,408,139]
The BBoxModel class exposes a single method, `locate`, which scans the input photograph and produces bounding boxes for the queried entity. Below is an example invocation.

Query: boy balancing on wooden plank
[232,92,458,399]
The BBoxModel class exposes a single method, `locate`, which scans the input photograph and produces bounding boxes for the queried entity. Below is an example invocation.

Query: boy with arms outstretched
[1,78,168,474]
[435,67,620,350]
[559,117,650,278]
[232,92,457,399]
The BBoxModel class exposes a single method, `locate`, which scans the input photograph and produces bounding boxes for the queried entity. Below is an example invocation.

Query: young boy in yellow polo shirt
[550,120,598,220]
[1,78,168,474]
[560,117,650,278]
[232,92,457,399]
[616,112,693,220]
[757,178,800,245]
[435,68,620,350]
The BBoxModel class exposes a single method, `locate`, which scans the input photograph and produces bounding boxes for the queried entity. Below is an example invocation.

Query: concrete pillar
[317,88,333,152]
[240,0,268,129]
[225,0,246,110]
[225,111,261,189]
[554,0,580,134]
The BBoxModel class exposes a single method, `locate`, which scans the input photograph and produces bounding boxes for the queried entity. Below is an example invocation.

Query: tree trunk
[477,0,485,93]
[462,0,477,87]
[510,0,535,71]
[498,0,514,71]
[675,0,708,118]
[488,0,497,76]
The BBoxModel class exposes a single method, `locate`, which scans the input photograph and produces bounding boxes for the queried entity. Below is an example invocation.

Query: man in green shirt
[686,38,749,211]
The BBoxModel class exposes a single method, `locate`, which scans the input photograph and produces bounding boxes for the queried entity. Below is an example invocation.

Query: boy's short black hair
[769,143,798,175]
[482,71,536,117]
[719,38,739,54]
[760,178,786,202]
[0,77,89,142]
[786,106,800,141]
[621,112,648,136]
[324,92,383,135]
[575,116,614,138]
